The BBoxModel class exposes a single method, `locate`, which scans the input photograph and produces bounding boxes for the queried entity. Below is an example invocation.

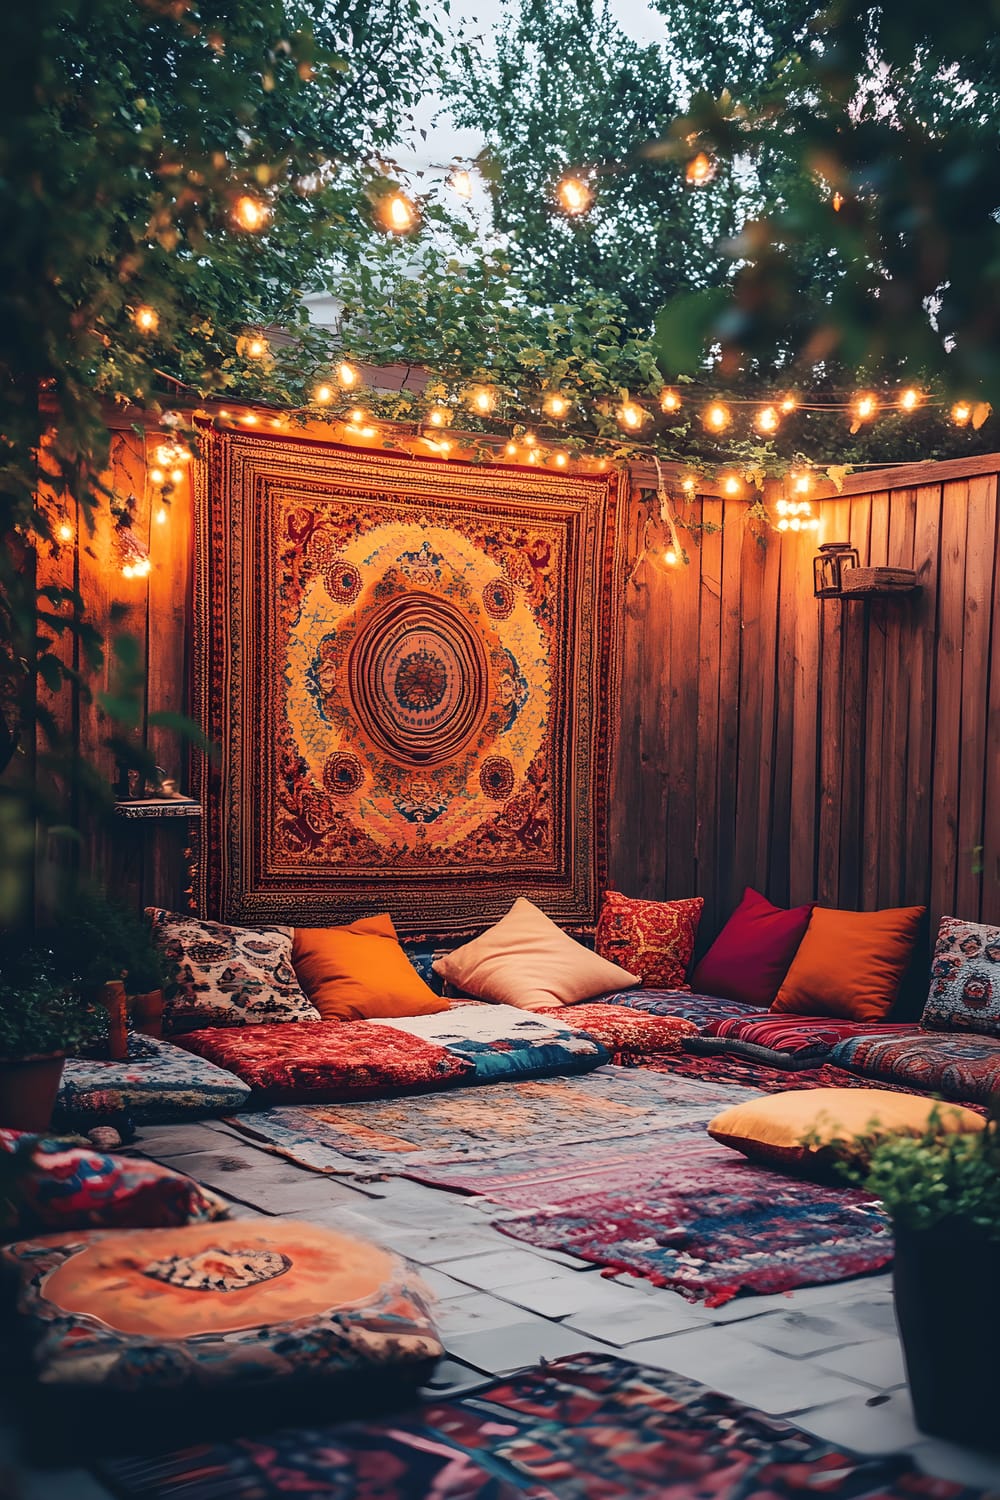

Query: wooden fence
[38,426,1000,967]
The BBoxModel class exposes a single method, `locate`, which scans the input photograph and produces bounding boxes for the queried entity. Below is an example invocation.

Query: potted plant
[0,941,108,1130]
[44,890,168,1043]
[842,1109,1000,1450]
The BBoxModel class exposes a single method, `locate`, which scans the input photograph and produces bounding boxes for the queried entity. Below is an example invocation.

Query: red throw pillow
[692,887,814,1007]
[594,892,703,990]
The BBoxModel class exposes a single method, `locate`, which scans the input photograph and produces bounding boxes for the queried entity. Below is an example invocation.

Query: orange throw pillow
[771,904,925,1023]
[292,914,448,1023]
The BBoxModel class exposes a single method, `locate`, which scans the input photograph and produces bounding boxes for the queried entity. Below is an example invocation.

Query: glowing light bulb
[554,452,568,467]
[427,406,451,427]
[245,336,268,360]
[681,474,697,494]
[556,175,594,215]
[544,393,570,418]
[149,467,166,486]
[122,563,135,579]
[447,168,474,199]
[776,498,789,515]
[793,472,812,494]
[618,402,644,431]
[790,517,802,531]
[754,405,780,434]
[853,392,878,422]
[349,408,366,425]
[133,305,159,334]
[685,152,716,185]
[722,474,741,496]
[523,431,538,448]
[952,400,973,426]
[234,194,269,231]
[314,384,333,404]
[469,385,496,415]
[899,388,922,411]
[777,517,790,532]
[241,413,258,425]
[779,394,798,414]
[832,191,844,212]
[170,467,184,485]
[528,450,540,464]
[57,520,74,542]
[807,516,821,530]
[659,388,681,413]
[378,192,419,234]
[505,442,517,456]
[703,401,731,432]
[155,506,168,525]
[664,549,678,566]
[337,362,359,388]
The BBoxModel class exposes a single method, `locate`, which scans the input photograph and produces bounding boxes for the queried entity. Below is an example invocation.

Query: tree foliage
[662,0,1000,396]
[0,0,447,923]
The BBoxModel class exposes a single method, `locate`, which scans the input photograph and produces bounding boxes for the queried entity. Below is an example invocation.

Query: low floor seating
[686,1015,922,1069]
[55,1034,251,1126]
[1,1220,443,1452]
[830,1029,1000,1106]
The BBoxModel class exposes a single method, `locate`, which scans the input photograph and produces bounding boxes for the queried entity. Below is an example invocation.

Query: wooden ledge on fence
[838,567,921,597]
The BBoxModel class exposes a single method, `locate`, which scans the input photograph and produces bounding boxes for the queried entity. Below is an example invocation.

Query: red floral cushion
[692,887,814,1007]
[175,1021,475,1103]
[541,1004,697,1058]
[687,1015,920,1069]
[0,1131,230,1236]
[594,893,703,990]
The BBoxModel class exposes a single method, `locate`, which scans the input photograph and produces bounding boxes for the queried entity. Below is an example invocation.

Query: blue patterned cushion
[401,942,452,996]
[587,989,762,1029]
[922,916,1000,1038]
[830,1030,1000,1105]
[55,1035,251,1123]
[371,1004,608,1082]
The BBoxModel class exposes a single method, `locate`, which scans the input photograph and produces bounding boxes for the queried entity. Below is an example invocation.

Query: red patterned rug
[194,431,623,932]
[411,1122,892,1306]
[99,1351,987,1498]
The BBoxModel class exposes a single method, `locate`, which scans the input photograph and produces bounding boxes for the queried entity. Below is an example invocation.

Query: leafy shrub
[836,1108,1000,1241]
[0,942,107,1058]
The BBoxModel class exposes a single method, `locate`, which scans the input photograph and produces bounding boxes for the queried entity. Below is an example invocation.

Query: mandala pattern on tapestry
[194,434,622,931]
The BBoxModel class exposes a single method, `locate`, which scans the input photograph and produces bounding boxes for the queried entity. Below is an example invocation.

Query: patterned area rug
[99,1351,987,1499]
[195,432,623,932]
[229,1068,747,1175]
[411,1127,892,1306]
[638,1049,935,1094]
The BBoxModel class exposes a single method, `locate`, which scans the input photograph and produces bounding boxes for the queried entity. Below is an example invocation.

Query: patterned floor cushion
[687,1015,921,1069]
[536,1003,697,1060]
[0,1130,230,1236]
[176,1020,476,1102]
[54,1035,251,1125]
[588,989,762,1027]
[371,1003,609,1081]
[830,1030,1000,1105]
[2,1222,442,1436]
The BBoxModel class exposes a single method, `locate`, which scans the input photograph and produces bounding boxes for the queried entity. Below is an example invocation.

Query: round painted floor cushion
[3,1220,443,1397]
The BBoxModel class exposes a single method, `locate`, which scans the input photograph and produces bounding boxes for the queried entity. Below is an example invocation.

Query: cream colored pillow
[432,898,639,1012]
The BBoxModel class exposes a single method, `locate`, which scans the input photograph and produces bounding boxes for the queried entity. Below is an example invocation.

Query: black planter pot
[893,1222,1000,1450]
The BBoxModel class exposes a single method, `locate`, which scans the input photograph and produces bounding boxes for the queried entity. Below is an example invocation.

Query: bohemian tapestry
[194,431,624,933]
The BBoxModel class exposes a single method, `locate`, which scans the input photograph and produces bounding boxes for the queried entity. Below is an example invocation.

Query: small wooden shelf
[113,798,203,820]
[838,566,921,598]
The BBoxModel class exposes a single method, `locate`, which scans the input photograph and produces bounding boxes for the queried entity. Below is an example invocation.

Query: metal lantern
[813,541,859,598]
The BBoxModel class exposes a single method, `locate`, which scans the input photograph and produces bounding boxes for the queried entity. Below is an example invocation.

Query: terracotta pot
[893,1222,1000,1450]
[0,1054,66,1132]
[129,988,163,1039]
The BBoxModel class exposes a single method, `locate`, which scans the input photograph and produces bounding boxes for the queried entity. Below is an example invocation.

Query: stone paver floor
[5,1115,1000,1496]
